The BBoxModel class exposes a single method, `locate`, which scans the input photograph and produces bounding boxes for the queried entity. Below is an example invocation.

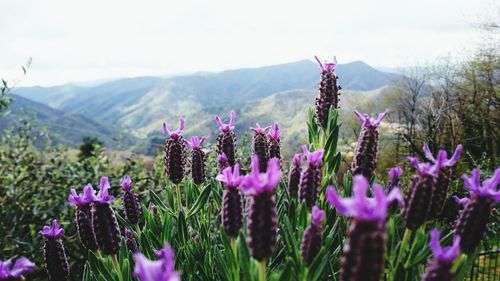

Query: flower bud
[314,56,339,127]
[39,220,69,281]
[68,187,98,251]
[215,111,237,168]
[301,206,325,264]
[350,110,388,180]
[251,124,270,172]
[185,136,207,185]
[453,169,499,254]
[299,146,324,209]
[288,153,302,197]
[268,122,281,164]
[125,228,139,254]
[217,164,244,238]
[163,118,186,184]
[121,176,142,226]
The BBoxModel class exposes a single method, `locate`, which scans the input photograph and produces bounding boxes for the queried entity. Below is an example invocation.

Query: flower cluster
[314,56,340,127]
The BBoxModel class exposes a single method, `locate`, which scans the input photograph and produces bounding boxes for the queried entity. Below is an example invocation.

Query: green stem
[176,183,182,211]
[111,255,124,281]
[231,238,239,281]
[396,229,412,267]
[451,253,466,273]
[258,259,266,281]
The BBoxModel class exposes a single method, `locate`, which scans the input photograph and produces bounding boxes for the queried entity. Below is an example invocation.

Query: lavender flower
[422,144,463,218]
[268,122,281,163]
[133,244,180,281]
[68,186,99,251]
[39,220,69,281]
[241,157,281,261]
[120,176,142,226]
[300,206,325,265]
[421,230,461,281]
[350,110,388,180]
[403,155,445,230]
[288,153,303,197]
[217,153,229,174]
[251,124,271,172]
[326,175,403,281]
[386,166,403,192]
[299,146,324,209]
[453,168,499,254]
[215,111,237,168]
[0,257,36,280]
[314,56,340,127]
[163,118,186,184]
[124,228,138,254]
[217,164,244,237]
[185,136,207,185]
[85,177,122,255]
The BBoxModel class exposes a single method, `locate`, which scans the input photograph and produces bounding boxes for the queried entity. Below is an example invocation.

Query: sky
[0,0,497,86]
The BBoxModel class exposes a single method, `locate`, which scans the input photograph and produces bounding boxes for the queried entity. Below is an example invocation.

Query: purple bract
[353,110,388,128]
[163,118,185,139]
[215,111,236,133]
[39,219,65,238]
[134,244,180,281]
[326,175,403,222]
[241,156,281,195]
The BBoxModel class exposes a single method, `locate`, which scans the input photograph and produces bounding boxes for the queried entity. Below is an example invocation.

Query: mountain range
[10,59,399,154]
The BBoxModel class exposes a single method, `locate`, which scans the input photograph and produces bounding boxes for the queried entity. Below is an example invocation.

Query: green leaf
[186,184,211,220]
[177,211,188,245]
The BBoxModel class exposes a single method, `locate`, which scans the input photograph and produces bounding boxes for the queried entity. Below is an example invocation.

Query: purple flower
[300,206,325,264]
[453,168,500,253]
[315,56,337,73]
[185,136,206,149]
[243,157,280,261]
[353,109,388,129]
[387,166,403,192]
[421,230,461,281]
[163,118,185,139]
[314,56,340,127]
[185,136,207,185]
[423,144,463,168]
[267,122,280,141]
[299,146,324,209]
[164,118,186,184]
[0,257,36,280]
[83,177,115,203]
[121,176,142,226]
[125,228,138,254]
[327,175,402,281]
[134,244,180,281]
[429,230,460,263]
[460,168,500,201]
[215,111,237,167]
[218,164,244,237]
[90,177,121,255]
[39,219,65,238]
[350,110,388,180]
[217,153,229,173]
[241,156,281,196]
[326,175,403,222]
[252,123,271,172]
[216,164,243,188]
[40,220,70,281]
[288,153,303,196]
[68,186,98,251]
[311,206,325,226]
[215,110,236,133]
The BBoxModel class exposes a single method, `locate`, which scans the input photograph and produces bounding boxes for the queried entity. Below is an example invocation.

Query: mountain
[0,95,135,148]
[11,59,398,154]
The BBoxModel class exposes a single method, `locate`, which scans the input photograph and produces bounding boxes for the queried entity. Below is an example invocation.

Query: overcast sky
[0,0,497,86]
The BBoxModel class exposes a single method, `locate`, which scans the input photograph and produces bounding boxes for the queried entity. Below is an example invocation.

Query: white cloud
[0,0,496,86]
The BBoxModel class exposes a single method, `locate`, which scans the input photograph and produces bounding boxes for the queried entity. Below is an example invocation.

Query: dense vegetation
[0,29,498,281]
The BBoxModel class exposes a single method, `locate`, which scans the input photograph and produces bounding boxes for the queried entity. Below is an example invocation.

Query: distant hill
[12,59,398,154]
[0,95,136,148]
